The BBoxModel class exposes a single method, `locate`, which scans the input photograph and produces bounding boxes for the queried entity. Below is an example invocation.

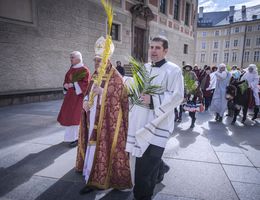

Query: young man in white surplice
[126,36,184,200]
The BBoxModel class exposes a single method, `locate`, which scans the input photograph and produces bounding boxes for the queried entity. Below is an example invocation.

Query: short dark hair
[152,36,168,49]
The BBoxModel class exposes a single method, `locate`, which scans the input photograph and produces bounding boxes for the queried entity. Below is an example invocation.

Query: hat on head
[205,66,211,71]
[183,64,192,70]
[94,36,114,59]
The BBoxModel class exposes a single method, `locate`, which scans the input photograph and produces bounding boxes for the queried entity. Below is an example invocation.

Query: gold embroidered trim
[88,140,96,145]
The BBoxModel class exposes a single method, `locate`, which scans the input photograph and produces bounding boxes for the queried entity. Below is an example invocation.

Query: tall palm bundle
[183,71,197,94]
[127,57,163,107]
[88,0,113,107]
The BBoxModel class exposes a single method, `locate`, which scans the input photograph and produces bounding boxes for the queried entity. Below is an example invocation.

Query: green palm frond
[71,69,87,82]
[226,64,231,72]
[238,81,248,95]
[257,63,260,74]
[127,57,163,107]
[184,72,197,94]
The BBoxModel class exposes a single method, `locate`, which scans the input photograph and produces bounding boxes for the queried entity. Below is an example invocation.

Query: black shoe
[252,106,259,120]
[156,164,170,184]
[218,117,223,122]
[176,118,182,122]
[215,113,220,121]
[190,123,195,129]
[79,186,95,195]
[70,140,78,147]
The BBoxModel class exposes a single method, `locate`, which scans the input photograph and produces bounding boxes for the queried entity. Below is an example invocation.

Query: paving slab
[164,135,219,163]
[232,181,260,200]
[223,165,260,184]
[215,152,253,166]
[153,193,199,200]
[1,176,57,200]
[241,145,260,167]
[35,147,77,179]
[158,159,238,200]
[0,143,50,168]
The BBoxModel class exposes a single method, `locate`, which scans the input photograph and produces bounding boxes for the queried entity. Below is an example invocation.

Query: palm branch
[238,81,248,95]
[88,0,113,107]
[127,57,163,107]
[257,64,260,74]
[71,69,86,82]
[226,64,231,72]
[183,72,197,94]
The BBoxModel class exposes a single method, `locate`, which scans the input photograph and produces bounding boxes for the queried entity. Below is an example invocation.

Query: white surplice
[126,61,184,158]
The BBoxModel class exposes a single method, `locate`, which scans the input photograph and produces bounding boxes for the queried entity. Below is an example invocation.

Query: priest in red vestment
[75,37,132,194]
[57,51,91,147]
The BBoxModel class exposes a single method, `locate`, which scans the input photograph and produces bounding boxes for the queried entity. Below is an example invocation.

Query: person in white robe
[241,64,259,120]
[210,63,231,122]
[126,36,184,200]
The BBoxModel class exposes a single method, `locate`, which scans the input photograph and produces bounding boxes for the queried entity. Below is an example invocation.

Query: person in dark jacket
[116,60,125,76]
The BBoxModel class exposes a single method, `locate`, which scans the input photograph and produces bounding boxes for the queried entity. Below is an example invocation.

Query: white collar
[72,62,83,68]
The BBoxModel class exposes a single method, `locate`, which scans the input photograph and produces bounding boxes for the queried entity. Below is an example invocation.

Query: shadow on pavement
[0,142,70,197]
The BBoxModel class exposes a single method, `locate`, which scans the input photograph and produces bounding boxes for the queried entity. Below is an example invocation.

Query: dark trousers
[204,96,212,110]
[134,144,165,200]
[189,111,196,120]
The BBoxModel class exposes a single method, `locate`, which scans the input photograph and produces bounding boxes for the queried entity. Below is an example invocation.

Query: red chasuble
[76,66,132,190]
[57,66,90,126]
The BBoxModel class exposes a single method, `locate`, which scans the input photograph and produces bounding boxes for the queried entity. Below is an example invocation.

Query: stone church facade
[0,0,197,106]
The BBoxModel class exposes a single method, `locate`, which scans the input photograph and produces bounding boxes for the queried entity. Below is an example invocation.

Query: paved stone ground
[0,100,259,200]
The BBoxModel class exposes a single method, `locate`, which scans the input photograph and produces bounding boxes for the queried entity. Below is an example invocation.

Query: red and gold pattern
[76,66,132,189]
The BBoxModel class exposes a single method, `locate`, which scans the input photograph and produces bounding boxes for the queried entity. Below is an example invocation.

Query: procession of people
[55,2,259,200]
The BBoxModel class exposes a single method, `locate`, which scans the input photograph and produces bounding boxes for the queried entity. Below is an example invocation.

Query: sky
[199,0,260,12]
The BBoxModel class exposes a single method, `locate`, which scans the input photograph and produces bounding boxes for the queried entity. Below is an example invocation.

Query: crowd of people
[56,35,259,200]
[176,62,259,128]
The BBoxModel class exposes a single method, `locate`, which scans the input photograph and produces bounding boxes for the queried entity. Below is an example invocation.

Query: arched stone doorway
[130,4,154,62]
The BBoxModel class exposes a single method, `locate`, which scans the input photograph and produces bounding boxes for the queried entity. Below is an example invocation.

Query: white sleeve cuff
[74,82,82,95]
[99,89,104,105]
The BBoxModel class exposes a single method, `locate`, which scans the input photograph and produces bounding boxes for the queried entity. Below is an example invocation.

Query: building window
[233,39,238,47]
[225,41,230,48]
[215,30,220,36]
[256,37,260,46]
[244,51,250,62]
[226,29,231,35]
[184,2,190,26]
[202,42,206,49]
[110,23,121,41]
[213,41,218,49]
[213,53,218,63]
[232,52,237,62]
[184,44,188,54]
[224,52,229,63]
[246,38,250,47]
[247,26,252,32]
[0,0,35,25]
[174,0,180,20]
[202,32,207,37]
[257,25,260,31]
[235,27,240,33]
[160,0,167,14]
[200,53,205,62]
[254,51,260,62]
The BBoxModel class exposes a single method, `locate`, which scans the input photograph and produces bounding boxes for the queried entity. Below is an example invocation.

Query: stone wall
[0,0,131,94]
